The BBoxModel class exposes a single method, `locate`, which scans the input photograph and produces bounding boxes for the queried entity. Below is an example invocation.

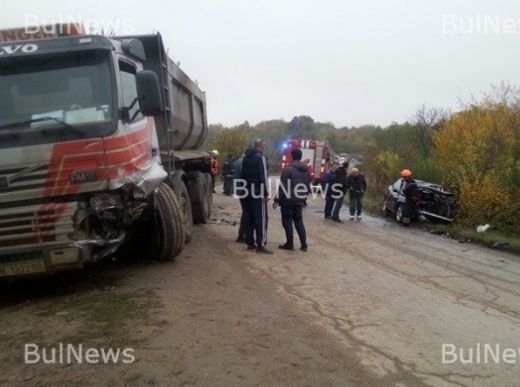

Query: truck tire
[191,172,212,224]
[153,182,186,261]
[177,180,193,243]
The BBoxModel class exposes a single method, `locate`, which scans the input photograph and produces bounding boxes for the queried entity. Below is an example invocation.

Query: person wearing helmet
[400,169,419,225]
[210,150,219,193]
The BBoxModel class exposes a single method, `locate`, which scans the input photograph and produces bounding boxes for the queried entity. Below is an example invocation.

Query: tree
[412,104,449,159]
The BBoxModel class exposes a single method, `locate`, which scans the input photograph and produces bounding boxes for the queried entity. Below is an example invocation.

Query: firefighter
[210,150,219,193]
[240,139,273,254]
[274,148,310,251]
[400,169,420,225]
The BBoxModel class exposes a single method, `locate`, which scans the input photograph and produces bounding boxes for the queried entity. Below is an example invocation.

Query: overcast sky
[2,0,520,127]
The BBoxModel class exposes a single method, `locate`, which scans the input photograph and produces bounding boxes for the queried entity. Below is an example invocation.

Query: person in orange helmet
[210,150,219,193]
[400,169,420,225]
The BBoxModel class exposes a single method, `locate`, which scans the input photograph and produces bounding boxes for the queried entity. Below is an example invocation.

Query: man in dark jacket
[233,150,247,243]
[240,140,273,254]
[275,148,310,251]
[331,160,349,222]
[323,162,338,219]
[221,154,235,195]
[401,169,420,225]
[346,167,367,221]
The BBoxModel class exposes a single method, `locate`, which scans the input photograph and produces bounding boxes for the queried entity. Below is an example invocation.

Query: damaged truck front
[0,25,212,278]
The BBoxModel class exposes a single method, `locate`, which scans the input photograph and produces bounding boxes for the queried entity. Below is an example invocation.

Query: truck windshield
[0,50,113,148]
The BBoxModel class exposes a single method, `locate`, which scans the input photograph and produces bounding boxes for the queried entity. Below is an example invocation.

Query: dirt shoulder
[1,189,519,387]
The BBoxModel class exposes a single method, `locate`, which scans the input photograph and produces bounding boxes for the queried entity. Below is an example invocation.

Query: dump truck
[0,23,213,277]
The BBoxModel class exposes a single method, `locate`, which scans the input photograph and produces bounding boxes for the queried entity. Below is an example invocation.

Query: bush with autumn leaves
[431,86,520,234]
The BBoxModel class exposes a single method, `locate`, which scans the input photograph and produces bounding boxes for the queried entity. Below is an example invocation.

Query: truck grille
[0,164,50,202]
[0,203,76,251]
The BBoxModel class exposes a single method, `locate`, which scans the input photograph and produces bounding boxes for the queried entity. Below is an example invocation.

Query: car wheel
[382,201,391,217]
[395,204,403,223]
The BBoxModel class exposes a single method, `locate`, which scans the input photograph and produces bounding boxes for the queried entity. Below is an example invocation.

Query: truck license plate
[1,261,45,277]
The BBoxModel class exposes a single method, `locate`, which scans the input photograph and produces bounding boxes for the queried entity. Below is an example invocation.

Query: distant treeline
[204,84,520,235]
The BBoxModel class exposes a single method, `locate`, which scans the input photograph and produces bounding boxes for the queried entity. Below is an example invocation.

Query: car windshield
[0,50,113,147]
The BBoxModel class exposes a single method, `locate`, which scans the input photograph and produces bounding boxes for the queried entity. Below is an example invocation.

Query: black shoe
[256,246,274,254]
[247,245,256,250]
[324,215,332,219]
[300,245,308,252]
[278,244,295,251]
[332,218,343,223]
[236,237,247,243]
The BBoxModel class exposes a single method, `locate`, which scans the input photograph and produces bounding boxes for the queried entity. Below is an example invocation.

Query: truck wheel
[192,172,212,224]
[153,182,185,261]
[178,180,193,243]
[204,172,213,219]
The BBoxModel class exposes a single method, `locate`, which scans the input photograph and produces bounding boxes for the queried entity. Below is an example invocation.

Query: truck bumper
[0,245,83,278]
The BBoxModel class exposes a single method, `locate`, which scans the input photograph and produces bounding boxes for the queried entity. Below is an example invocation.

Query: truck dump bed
[115,34,207,152]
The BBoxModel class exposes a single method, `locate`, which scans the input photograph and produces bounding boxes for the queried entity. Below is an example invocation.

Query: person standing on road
[240,139,273,254]
[331,160,349,222]
[346,167,367,221]
[233,150,247,243]
[222,154,235,196]
[400,169,420,225]
[210,150,219,193]
[323,162,338,219]
[275,148,310,252]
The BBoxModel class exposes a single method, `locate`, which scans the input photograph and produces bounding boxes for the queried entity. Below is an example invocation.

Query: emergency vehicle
[281,139,330,184]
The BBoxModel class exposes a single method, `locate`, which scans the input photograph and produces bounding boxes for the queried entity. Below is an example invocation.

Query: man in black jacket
[346,167,367,221]
[240,139,273,254]
[275,148,310,251]
[221,154,235,195]
[331,160,349,222]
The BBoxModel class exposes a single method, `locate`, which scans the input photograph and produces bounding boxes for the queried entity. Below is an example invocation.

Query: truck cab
[0,25,212,278]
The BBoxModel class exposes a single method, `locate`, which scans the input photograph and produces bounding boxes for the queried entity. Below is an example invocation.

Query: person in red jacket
[210,150,219,193]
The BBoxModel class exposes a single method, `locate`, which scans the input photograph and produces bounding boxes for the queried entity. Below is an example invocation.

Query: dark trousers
[349,193,363,216]
[324,193,335,217]
[281,205,306,247]
[211,173,216,191]
[238,199,247,239]
[244,197,268,247]
[223,175,233,194]
[332,194,345,220]
[402,202,418,224]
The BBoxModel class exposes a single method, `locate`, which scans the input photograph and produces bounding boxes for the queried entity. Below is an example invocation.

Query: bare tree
[413,104,449,158]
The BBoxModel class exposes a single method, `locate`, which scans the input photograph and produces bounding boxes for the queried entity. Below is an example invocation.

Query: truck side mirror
[136,70,163,116]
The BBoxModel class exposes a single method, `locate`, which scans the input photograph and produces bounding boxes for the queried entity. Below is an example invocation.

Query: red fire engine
[281,139,330,184]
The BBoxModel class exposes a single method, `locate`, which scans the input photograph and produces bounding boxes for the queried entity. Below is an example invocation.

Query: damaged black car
[382,178,457,223]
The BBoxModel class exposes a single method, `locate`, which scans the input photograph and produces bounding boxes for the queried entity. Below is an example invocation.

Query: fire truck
[0,23,213,278]
[281,139,330,184]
